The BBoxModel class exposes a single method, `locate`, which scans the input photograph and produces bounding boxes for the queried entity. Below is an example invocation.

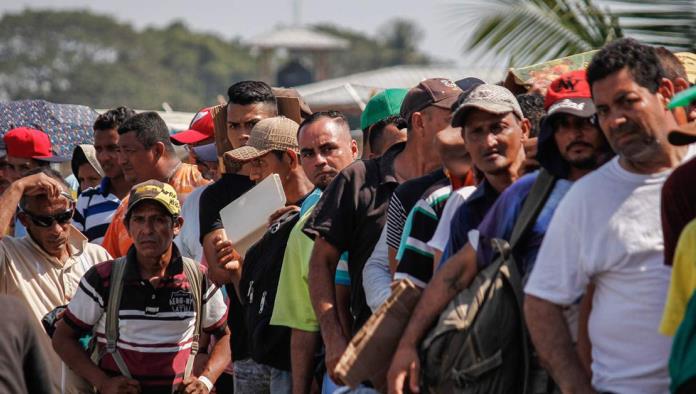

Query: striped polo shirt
[74,178,121,244]
[64,246,227,392]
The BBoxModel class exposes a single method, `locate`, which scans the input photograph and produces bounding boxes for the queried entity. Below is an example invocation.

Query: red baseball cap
[544,70,595,118]
[3,127,67,162]
[171,108,215,145]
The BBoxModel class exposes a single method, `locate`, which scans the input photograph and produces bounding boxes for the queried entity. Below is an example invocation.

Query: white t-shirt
[427,186,476,252]
[525,153,694,393]
[174,184,207,262]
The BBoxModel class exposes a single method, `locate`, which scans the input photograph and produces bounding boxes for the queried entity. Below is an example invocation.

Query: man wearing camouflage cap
[54,180,230,394]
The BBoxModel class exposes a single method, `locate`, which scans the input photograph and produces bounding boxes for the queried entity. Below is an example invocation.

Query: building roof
[248,26,349,51]
[294,64,506,110]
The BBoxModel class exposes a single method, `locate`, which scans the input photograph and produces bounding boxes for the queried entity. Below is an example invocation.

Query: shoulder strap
[104,256,132,378]
[181,257,204,380]
[509,169,557,250]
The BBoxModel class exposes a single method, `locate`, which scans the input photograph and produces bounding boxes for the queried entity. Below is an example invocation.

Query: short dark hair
[655,47,688,83]
[587,38,665,93]
[117,112,174,153]
[369,115,407,154]
[227,81,277,108]
[19,167,70,209]
[516,93,545,138]
[298,111,350,137]
[93,106,136,132]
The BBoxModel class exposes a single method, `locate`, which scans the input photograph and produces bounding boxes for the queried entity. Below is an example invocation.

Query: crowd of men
[1,37,696,394]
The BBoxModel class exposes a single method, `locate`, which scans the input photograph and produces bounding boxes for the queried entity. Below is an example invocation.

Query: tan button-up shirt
[0,226,112,393]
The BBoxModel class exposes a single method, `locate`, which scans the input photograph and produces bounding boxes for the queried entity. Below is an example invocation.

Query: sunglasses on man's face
[20,208,74,228]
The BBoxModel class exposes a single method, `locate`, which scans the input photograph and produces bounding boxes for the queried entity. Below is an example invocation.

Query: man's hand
[326,335,349,384]
[213,236,241,273]
[268,205,299,225]
[520,137,539,176]
[387,344,421,394]
[95,376,141,394]
[17,172,65,199]
[178,377,211,394]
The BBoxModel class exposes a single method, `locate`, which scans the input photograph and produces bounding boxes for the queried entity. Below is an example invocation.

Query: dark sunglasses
[20,208,74,228]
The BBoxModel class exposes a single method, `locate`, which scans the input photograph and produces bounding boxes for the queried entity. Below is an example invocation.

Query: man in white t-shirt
[524,38,693,394]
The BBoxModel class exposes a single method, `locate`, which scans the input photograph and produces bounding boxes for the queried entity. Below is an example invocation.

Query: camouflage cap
[225,116,299,163]
[451,84,523,128]
[126,180,180,217]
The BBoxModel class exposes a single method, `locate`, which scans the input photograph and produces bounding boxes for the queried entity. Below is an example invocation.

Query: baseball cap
[170,108,215,145]
[543,70,595,118]
[400,78,462,123]
[192,143,218,162]
[361,89,408,130]
[676,52,696,84]
[3,127,68,162]
[126,180,181,218]
[451,84,523,127]
[455,77,485,93]
[225,116,299,163]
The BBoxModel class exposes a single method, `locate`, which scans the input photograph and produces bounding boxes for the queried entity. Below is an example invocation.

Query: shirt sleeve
[73,195,87,232]
[395,200,438,288]
[363,226,392,312]
[198,184,223,243]
[64,266,107,333]
[335,252,350,286]
[202,275,228,332]
[660,220,696,336]
[661,167,695,266]
[428,191,466,252]
[303,171,356,252]
[386,194,406,250]
[524,202,588,305]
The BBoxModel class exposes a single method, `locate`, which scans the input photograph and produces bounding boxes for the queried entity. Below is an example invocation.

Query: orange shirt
[101,163,210,257]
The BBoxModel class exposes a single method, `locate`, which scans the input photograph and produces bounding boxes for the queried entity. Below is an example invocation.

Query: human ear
[657,77,676,106]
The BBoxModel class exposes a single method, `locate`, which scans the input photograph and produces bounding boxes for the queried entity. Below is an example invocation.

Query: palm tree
[450,0,696,67]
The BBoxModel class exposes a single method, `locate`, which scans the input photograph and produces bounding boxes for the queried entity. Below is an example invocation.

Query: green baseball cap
[668,85,696,110]
[360,89,408,130]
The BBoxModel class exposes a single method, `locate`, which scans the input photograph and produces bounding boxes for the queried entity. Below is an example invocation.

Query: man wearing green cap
[53,180,230,394]
[360,88,408,158]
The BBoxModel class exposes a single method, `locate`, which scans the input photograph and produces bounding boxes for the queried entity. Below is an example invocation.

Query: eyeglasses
[20,208,74,228]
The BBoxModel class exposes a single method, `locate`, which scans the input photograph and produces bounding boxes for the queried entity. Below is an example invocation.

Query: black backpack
[239,210,300,371]
[419,169,556,394]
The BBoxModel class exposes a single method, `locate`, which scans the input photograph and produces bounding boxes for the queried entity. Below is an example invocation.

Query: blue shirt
[476,171,572,275]
[440,180,499,265]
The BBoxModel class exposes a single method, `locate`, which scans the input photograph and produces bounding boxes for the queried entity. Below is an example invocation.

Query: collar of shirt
[99,177,113,197]
[377,141,405,185]
[124,243,184,282]
[467,178,500,206]
[22,225,89,269]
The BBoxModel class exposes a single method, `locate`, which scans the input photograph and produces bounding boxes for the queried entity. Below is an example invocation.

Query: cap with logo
[544,69,595,118]
[3,127,68,162]
[192,142,218,163]
[361,89,408,131]
[126,180,181,218]
[225,116,299,163]
[170,107,215,145]
[400,78,462,123]
[451,84,523,128]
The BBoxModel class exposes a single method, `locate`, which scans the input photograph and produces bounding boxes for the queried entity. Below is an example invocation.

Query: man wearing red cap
[388,71,611,393]
[3,127,69,237]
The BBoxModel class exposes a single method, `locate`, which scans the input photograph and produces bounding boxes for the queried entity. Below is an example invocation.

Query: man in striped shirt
[74,107,135,243]
[53,180,229,394]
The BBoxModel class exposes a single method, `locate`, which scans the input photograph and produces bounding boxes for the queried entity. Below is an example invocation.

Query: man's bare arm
[290,329,321,394]
[198,326,231,383]
[307,236,345,380]
[0,173,64,237]
[524,295,595,394]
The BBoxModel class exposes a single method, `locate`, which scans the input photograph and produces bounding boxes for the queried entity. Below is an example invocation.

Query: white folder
[220,173,286,257]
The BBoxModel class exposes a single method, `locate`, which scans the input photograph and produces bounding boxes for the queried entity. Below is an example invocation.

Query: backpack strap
[104,256,132,379]
[503,168,557,394]
[509,169,557,250]
[181,257,204,380]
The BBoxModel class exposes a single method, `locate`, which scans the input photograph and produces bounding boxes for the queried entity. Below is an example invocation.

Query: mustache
[566,141,593,151]
[610,120,642,138]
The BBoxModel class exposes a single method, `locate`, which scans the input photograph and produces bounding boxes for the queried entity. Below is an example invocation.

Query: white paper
[220,173,286,257]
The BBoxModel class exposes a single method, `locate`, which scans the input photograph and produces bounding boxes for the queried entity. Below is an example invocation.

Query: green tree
[449,0,622,67]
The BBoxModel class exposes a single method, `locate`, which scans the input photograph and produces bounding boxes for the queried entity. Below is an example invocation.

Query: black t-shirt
[303,142,403,333]
[198,173,255,243]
